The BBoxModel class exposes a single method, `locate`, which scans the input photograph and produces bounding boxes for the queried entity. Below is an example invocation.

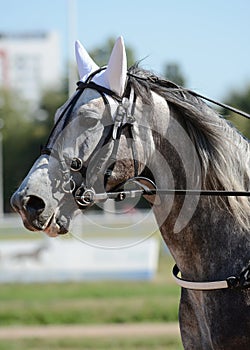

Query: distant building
[0,31,61,107]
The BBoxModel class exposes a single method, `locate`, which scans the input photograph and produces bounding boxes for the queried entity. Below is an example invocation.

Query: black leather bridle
[41,69,250,209]
[41,68,140,208]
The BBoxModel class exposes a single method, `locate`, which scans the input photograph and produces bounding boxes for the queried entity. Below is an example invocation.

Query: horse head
[10,37,156,236]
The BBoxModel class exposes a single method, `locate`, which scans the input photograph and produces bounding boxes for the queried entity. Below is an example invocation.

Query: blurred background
[0,0,249,349]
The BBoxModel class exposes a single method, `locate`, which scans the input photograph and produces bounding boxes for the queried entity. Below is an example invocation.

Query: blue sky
[1,0,250,100]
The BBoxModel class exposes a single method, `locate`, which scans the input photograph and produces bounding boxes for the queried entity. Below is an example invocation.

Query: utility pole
[0,119,4,218]
[68,0,78,97]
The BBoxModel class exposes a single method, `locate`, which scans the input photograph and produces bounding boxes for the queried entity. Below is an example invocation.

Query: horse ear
[75,40,99,81]
[96,36,127,96]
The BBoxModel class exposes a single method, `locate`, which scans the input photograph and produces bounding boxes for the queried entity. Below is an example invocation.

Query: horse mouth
[43,213,68,237]
[20,210,68,237]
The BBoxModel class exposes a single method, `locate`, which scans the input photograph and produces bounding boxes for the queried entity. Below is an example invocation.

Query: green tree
[222,85,250,139]
[0,89,38,211]
[40,88,68,132]
[0,83,68,212]
[163,63,186,87]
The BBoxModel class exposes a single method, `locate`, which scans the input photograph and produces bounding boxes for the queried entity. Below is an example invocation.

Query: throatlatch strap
[172,265,228,290]
[172,264,250,290]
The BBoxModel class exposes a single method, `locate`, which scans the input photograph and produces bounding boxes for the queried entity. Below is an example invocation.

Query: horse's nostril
[24,195,45,215]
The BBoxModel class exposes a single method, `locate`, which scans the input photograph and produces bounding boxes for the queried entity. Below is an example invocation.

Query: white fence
[0,211,160,283]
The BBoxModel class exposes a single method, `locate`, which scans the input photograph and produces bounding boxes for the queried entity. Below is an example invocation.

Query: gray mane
[127,66,250,229]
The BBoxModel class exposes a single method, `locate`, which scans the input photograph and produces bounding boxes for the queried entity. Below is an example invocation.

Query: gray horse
[11,37,250,349]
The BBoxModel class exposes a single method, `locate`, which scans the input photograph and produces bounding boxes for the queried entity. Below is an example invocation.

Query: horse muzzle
[10,191,68,236]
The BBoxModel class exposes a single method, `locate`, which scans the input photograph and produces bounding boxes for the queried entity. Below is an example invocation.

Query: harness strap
[104,86,139,183]
[172,265,228,290]
[127,72,250,120]
[172,263,250,290]
[186,90,250,120]
[42,88,84,150]
[77,81,122,102]
[146,189,250,197]
[127,87,139,177]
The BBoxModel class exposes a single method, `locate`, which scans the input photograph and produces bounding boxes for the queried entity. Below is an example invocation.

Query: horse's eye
[84,116,99,128]
[70,157,83,172]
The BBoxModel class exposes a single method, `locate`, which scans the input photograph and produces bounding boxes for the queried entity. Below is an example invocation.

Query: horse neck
[149,105,250,281]
[157,197,249,281]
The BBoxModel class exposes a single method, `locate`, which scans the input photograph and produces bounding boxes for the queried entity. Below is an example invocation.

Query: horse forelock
[127,65,250,230]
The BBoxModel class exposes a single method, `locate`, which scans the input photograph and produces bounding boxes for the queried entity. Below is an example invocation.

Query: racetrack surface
[0,323,180,339]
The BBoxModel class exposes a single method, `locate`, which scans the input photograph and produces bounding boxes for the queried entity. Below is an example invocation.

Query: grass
[0,253,180,326]
[0,247,183,349]
[0,335,183,350]
[0,295,179,325]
